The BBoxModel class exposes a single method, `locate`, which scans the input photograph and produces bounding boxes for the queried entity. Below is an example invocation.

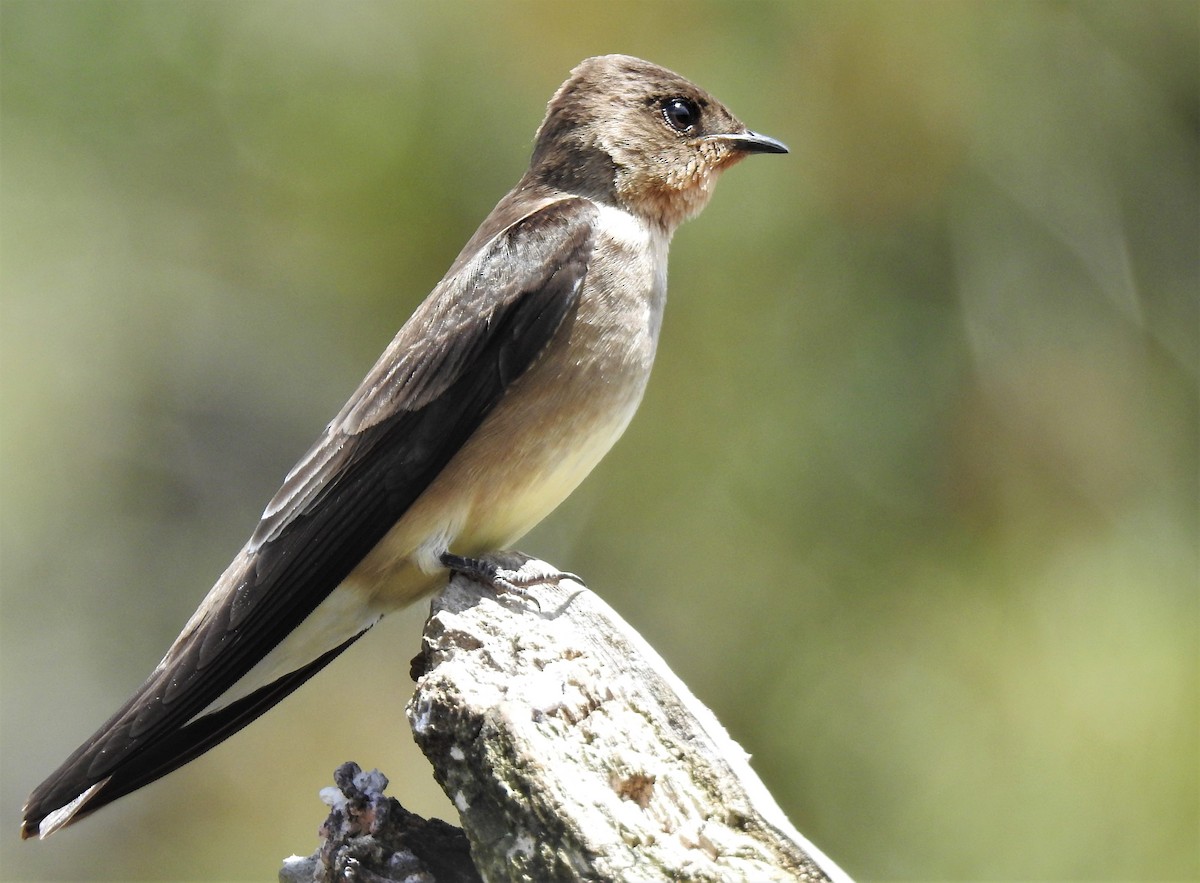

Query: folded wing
[22,197,598,838]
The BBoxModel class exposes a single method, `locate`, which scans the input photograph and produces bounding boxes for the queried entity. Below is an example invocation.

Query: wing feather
[21,196,599,838]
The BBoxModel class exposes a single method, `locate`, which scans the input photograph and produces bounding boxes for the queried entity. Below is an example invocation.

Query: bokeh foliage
[1,2,1195,880]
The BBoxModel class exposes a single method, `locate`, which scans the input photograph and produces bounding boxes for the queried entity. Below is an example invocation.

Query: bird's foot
[439,553,585,599]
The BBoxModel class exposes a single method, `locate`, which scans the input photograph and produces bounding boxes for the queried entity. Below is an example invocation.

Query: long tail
[20,630,363,839]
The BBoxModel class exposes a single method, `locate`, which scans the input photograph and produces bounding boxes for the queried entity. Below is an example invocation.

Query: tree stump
[282,554,852,883]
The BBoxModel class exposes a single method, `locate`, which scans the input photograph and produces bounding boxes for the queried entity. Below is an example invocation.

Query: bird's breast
[357,204,670,601]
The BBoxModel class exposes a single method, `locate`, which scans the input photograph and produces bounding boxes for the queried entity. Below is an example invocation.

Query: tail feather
[21,629,366,839]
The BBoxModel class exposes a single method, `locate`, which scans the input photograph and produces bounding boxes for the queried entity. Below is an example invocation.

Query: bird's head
[530,55,788,234]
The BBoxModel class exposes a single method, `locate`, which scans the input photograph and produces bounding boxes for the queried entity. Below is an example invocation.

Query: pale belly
[353,306,654,601]
[353,203,668,605]
[195,306,653,720]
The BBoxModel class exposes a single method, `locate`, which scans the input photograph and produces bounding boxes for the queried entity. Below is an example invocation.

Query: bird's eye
[662,97,701,134]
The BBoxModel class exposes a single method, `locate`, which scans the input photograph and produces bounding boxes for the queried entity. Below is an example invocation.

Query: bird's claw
[440,553,584,604]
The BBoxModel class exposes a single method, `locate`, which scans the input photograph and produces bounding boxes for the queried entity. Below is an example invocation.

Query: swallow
[21,53,787,839]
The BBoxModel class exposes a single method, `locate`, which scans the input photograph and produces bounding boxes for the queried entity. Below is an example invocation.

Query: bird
[21,53,787,840]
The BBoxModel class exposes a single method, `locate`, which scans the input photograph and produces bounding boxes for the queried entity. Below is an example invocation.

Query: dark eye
[662,97,701,133]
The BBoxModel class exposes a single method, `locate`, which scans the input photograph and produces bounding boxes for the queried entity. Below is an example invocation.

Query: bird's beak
[707,130,789,155]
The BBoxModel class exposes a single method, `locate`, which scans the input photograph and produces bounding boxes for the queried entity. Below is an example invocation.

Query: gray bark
[283,554,853,883]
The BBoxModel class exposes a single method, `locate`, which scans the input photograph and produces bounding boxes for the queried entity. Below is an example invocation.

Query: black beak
[709,130,789,155]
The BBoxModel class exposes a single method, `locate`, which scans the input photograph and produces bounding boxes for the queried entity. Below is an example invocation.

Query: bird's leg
[439,552,585,597]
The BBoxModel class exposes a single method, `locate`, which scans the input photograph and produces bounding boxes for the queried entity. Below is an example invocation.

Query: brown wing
[22,196,598,838]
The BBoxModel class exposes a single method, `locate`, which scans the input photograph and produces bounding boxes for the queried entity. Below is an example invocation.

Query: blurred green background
[2,1,1196,880]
